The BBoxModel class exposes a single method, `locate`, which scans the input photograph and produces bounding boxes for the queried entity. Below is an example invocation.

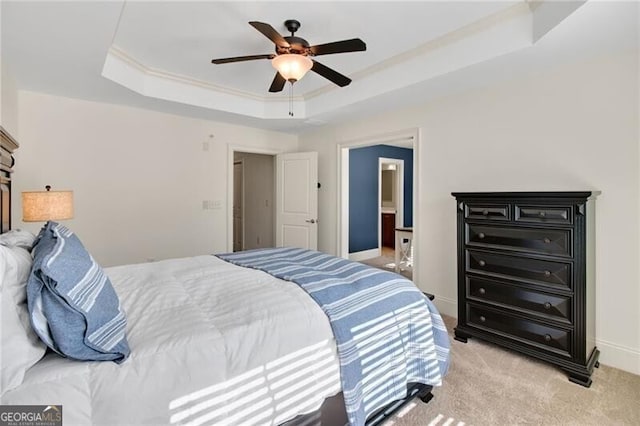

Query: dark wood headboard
[1,126,19,233]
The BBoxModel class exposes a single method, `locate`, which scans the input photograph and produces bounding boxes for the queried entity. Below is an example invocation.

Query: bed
[0,133,450,426]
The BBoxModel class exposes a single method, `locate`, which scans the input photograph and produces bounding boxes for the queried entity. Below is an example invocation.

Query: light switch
[202,200,222,210]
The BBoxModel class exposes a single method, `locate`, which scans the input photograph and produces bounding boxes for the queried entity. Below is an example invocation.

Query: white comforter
[2,255,341,425]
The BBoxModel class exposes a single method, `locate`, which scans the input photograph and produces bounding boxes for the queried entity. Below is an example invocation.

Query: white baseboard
[431,295,457,319]
[349,248,380,262]
[596,338,640,376]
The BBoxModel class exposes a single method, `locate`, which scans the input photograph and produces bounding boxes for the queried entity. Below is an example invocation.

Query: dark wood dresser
[451,191,599,387]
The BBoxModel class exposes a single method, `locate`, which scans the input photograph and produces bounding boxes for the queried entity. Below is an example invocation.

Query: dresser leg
[453,328,470,343]
[567,371,593,388]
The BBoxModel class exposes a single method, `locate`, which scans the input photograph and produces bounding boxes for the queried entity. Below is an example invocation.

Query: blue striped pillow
[27,222,130,363]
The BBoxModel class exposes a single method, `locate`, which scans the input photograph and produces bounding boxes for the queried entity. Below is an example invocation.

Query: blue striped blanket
[217,247,450,425]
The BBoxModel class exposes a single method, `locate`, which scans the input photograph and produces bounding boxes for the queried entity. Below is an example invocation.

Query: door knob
[305,219,316,224]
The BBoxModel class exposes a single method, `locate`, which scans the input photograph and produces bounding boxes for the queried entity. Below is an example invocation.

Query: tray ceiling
[2,1,637,133]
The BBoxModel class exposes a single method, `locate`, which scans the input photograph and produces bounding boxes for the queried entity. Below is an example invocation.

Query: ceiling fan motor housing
[277,36,310,55]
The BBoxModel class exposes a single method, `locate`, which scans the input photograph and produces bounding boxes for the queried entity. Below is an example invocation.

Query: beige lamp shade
[22,187,74,222]
[271,54,313,82]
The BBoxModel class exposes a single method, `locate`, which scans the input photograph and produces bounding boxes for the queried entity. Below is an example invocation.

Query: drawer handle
[479,316,486,323]
[544,302,552,310]
[479,287,486,295]
[478,260,486,267]
[482,209,489,216]
[543,237,551,244]
[478,232,486,239]
[544,270,551,277]
[539,211,546,218]
[544,334,552,342]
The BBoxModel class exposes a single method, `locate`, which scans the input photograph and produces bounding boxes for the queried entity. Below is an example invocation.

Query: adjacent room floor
[360,246,413,280]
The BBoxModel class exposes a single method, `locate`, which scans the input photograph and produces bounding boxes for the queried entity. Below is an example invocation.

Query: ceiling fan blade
[249,21,290,48]
[211,54,273,64]
[269,72,287,93]
[311,60,352,87]
[309,38,366,56]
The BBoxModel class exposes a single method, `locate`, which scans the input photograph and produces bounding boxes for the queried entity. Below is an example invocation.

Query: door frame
[227,145,282,252]
[378,157,404,252]
[336,128,420,278]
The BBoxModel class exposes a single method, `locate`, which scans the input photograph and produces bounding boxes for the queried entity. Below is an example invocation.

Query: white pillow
[1,244,47,394]
[0,229,37,251]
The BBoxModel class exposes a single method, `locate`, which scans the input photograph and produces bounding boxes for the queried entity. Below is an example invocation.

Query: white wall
[300,51,640,375]
[14,91,297,267]
[0,53,19,137]
[1,0,19,136]
[0,69,18,137]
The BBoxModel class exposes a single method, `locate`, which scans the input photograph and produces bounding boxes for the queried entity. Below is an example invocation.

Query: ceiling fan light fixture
[271,54,313,82]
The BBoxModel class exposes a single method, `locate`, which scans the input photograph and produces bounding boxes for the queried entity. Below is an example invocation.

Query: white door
[276,152,318,250]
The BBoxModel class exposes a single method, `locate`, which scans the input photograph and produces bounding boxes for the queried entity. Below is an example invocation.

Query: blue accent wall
[349,145,413,253]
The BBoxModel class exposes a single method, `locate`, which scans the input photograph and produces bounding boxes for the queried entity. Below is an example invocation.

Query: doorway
[337,129,419,281]
[232,151,276,252]
[227,146,319,253]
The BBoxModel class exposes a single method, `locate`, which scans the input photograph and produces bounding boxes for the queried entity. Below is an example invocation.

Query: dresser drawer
[467,276,571,323]
[466,250,572,290]
[515,205,573,225]
[467,304,572,357]
[465,203,510,221]
[466,224,572,257]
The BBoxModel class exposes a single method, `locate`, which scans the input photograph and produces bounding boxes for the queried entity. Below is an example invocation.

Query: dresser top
[451,191,600,200]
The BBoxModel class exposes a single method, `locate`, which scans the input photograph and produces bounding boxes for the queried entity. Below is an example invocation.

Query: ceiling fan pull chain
[289,83,294,117]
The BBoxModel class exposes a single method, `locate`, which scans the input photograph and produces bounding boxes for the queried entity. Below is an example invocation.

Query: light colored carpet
[386,315,640,426]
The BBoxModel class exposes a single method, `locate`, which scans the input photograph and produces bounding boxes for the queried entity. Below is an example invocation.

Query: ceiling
[2,1,638,134]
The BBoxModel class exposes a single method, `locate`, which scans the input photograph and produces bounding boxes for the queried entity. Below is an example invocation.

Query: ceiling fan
[211,20,366,93]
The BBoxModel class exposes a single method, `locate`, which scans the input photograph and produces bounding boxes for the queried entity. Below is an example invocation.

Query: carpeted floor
[386,315,640,426]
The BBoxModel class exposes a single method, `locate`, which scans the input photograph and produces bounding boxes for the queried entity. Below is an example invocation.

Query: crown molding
[304,2,532,101]
[107,46,306,103]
